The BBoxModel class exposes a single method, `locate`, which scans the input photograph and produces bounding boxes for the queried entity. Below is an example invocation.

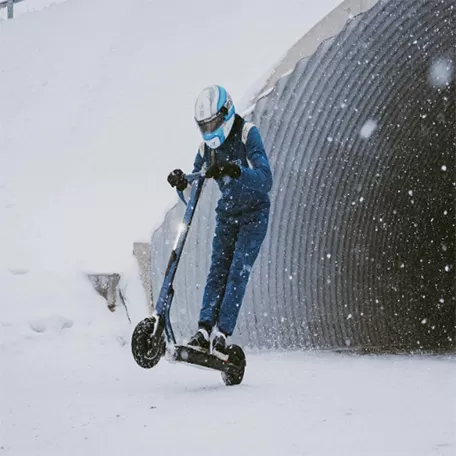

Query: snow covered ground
[1,1,455,455]
[2,338,455,456]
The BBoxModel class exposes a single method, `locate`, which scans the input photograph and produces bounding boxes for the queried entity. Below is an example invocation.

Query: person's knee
[228,262,251,285]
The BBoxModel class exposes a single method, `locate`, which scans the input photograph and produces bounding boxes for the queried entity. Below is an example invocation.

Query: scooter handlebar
[185,172,204,183]
[176,172,204,205]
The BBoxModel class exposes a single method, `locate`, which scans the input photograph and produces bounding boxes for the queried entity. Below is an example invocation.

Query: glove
[205,162,241,180]
[167,169,188,191]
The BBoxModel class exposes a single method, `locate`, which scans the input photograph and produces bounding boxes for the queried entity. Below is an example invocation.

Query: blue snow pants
[199,207,269,336]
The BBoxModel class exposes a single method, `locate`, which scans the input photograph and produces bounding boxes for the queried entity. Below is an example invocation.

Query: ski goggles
[196,110,225,135]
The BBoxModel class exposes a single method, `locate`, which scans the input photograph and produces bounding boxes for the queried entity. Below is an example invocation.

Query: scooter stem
[154,173,205,341]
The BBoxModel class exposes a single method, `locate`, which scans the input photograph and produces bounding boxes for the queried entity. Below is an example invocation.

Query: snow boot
[185,328,210,352]
[212,331,228,361]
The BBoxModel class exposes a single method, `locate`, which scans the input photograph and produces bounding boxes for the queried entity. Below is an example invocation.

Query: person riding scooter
[167,85,273,360]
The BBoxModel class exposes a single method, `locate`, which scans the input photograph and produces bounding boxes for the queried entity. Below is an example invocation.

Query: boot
[211,330,228,361]
[185,328,210,352]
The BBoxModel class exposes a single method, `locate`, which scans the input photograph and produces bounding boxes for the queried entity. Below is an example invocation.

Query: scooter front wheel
[131,316,165,369]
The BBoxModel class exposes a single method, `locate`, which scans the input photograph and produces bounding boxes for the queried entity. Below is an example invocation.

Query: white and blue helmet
[194,85,235,149]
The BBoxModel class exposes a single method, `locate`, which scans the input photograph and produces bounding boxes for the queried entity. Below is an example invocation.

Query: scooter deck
[170,344,240,374]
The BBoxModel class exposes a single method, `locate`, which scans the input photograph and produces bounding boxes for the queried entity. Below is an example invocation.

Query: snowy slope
[0,0,345,327]
[1,1,455,455]
[0,0,343,332]
[1,0,343,274]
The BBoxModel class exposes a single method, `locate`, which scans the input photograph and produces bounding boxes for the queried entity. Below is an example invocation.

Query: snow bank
[1,0,343,335]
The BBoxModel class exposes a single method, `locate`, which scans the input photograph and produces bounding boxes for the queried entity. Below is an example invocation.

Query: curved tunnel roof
[150,0,455,351]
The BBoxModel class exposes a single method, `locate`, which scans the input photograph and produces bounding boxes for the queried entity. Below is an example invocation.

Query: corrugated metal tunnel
[150,0,455,351]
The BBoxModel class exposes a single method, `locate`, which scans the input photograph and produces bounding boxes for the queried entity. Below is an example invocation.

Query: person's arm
[192,143,205,173]
[238,126,273,192]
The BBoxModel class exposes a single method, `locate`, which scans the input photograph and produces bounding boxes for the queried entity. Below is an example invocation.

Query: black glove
[167,169,188,191]
[205,162,241,180]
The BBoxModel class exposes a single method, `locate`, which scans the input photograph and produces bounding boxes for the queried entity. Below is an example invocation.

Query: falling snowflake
[360,120,378,139]
[428,57,454,88]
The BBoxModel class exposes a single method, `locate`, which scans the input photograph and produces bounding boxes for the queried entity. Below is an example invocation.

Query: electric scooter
[131,173,246,386]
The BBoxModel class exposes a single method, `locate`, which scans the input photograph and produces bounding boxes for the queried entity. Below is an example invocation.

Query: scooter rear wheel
[131,317,165,369]
[221,344,246,386]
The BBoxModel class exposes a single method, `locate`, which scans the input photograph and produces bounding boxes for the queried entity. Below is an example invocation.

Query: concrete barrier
[87,273,121,312]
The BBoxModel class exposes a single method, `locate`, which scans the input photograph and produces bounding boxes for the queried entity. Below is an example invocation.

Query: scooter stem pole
[155,174,205,317]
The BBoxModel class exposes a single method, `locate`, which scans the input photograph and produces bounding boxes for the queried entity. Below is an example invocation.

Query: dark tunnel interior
[246,0,455,350]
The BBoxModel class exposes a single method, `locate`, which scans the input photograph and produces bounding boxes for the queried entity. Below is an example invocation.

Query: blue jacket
[192,115,273,216]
